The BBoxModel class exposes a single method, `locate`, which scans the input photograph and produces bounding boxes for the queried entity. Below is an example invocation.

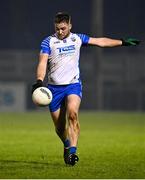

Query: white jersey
[40,33,90,85]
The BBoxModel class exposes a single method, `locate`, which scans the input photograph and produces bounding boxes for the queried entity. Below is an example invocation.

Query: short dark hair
[54,12,71,24]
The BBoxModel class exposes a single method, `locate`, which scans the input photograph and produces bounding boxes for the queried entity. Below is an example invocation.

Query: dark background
[0,0,145,111]
[1,0,144,49]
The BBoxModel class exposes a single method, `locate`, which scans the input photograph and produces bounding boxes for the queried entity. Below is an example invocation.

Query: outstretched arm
[88,37,140,47]
[88,37,122,47]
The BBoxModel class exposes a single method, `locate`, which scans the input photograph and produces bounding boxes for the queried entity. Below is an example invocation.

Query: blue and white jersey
[40,33,90,85]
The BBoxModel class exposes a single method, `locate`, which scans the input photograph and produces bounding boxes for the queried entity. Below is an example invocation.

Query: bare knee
[68,111,78,121]
[68,111,80,130]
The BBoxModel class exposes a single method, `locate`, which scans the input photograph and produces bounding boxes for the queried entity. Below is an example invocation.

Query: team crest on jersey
[63,39,67,43]
[71,37,76,42]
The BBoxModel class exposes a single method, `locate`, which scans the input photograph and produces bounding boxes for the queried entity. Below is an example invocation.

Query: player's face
[55,22,72,40]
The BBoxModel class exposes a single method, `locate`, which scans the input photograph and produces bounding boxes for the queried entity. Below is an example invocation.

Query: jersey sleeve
[77,34,90,45]
[40,37,51,55]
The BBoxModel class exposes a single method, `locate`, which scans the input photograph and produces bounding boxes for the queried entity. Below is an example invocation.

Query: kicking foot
[66,153,79,166]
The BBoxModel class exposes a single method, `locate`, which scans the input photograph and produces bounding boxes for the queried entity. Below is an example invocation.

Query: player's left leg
[66,94,81,165]
[66,94,81,147]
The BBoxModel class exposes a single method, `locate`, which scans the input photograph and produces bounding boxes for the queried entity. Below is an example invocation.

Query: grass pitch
[0,111,145,179]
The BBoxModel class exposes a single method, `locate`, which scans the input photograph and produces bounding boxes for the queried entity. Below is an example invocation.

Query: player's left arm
[88,37,140,47]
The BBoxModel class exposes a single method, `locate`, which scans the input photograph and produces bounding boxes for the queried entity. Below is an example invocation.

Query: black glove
[121,38,140,46]
[31,79,43,94]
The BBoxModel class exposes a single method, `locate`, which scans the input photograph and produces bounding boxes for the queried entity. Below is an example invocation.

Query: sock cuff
[69,146,77,154]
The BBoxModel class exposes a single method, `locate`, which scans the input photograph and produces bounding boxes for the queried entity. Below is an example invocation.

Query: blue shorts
[47,82,82,112]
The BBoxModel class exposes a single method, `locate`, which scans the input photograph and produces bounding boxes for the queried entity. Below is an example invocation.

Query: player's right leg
[50,105,68,144]
[50,106,71,164]
[48,84,71,164]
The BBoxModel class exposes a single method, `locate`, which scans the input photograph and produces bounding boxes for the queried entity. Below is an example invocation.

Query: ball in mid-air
[32,87,53,106]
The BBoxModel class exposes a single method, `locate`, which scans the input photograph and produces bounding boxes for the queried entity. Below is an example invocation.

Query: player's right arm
[32,37,51,93]
[31,53,48,93]
[36,53,49,81]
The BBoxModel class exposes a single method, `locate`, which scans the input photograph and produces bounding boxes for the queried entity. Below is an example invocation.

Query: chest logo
[57,45,75,53]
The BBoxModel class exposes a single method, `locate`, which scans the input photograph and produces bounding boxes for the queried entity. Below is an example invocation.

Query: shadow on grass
[0,159,70,179]
[0,159,63,168]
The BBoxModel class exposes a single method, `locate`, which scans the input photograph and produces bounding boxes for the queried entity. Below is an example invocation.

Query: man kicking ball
[32,12,140,166]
